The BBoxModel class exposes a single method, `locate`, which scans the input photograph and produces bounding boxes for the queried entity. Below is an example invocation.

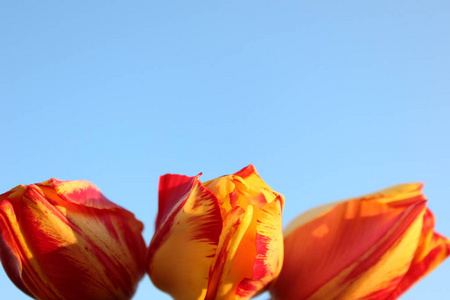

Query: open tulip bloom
[0,167,449,300]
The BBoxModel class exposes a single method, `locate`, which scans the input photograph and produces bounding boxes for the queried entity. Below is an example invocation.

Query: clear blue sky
[1,1,449,299]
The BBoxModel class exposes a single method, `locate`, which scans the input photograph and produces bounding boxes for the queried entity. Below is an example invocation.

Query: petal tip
[234,164,257,178]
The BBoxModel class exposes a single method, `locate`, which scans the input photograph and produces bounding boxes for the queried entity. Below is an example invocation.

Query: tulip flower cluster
[0,165,449,300]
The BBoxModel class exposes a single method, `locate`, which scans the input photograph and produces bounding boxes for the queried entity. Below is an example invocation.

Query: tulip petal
[38,179,146,259]
[235,196,284,298]
[386,209,450,299]
[205,205,254,300]
[37,181,146,299]
[271,184,428,300]
[39,179,122,209]
[205,200,284,300]
[233,165,281,207]
[148,174,222,300]
[204,164,281,213]
[204,165,285,300]
[283,183,425,238]
[0,187,35,298]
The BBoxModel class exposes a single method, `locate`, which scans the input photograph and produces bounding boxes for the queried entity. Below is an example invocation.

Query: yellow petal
[386,208,450,299]
[205,205,254,300]
[204,165,285,300]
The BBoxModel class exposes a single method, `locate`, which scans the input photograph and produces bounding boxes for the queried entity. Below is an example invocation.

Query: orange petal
[270,183,431,300]
[205,200,284,300]
[237,195,284,298]
[148,174,222,300]
[233,164,281,208]
[204,165,285,300]
[205,205,254,300]
[204,164,281,214]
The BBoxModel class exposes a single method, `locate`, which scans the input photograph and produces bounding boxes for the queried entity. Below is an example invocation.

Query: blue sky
[1,1,449,299]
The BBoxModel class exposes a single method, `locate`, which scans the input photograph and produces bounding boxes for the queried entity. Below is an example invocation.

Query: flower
[148,165,284,300]
[0,178,146,300]
[269,183,450,300]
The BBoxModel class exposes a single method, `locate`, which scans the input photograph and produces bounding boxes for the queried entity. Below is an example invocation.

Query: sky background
[1,1,449,299]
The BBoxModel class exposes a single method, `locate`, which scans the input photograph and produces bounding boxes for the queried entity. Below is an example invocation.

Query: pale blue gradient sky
[1,1,449,299]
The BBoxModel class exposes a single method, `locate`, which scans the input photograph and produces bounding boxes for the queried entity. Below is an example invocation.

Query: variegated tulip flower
[270,183,450,300]
[148,165,284,300]
[0,179,147,300]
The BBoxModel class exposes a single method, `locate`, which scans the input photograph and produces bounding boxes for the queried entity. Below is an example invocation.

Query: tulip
[148,165,284,300]
[0,178,147,300]
[269,183,450,300]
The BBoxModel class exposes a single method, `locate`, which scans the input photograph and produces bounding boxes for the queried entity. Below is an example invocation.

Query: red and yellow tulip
[269,183,450,300]
[0,179,146,300]
[148,165,284,300]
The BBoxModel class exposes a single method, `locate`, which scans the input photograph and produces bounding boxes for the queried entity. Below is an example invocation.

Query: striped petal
[148,174,222,300]
[0,179,146,300]
[205,205,254,300]
[204,165,281,213]
[270,183,449,300]
[386,209,450,299]
[0,186,36,298]
[204,165,285,299]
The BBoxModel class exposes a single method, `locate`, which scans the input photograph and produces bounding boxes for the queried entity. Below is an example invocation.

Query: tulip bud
[0,179,146,300]
[270,183,450,300]
[148,165,284,300]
